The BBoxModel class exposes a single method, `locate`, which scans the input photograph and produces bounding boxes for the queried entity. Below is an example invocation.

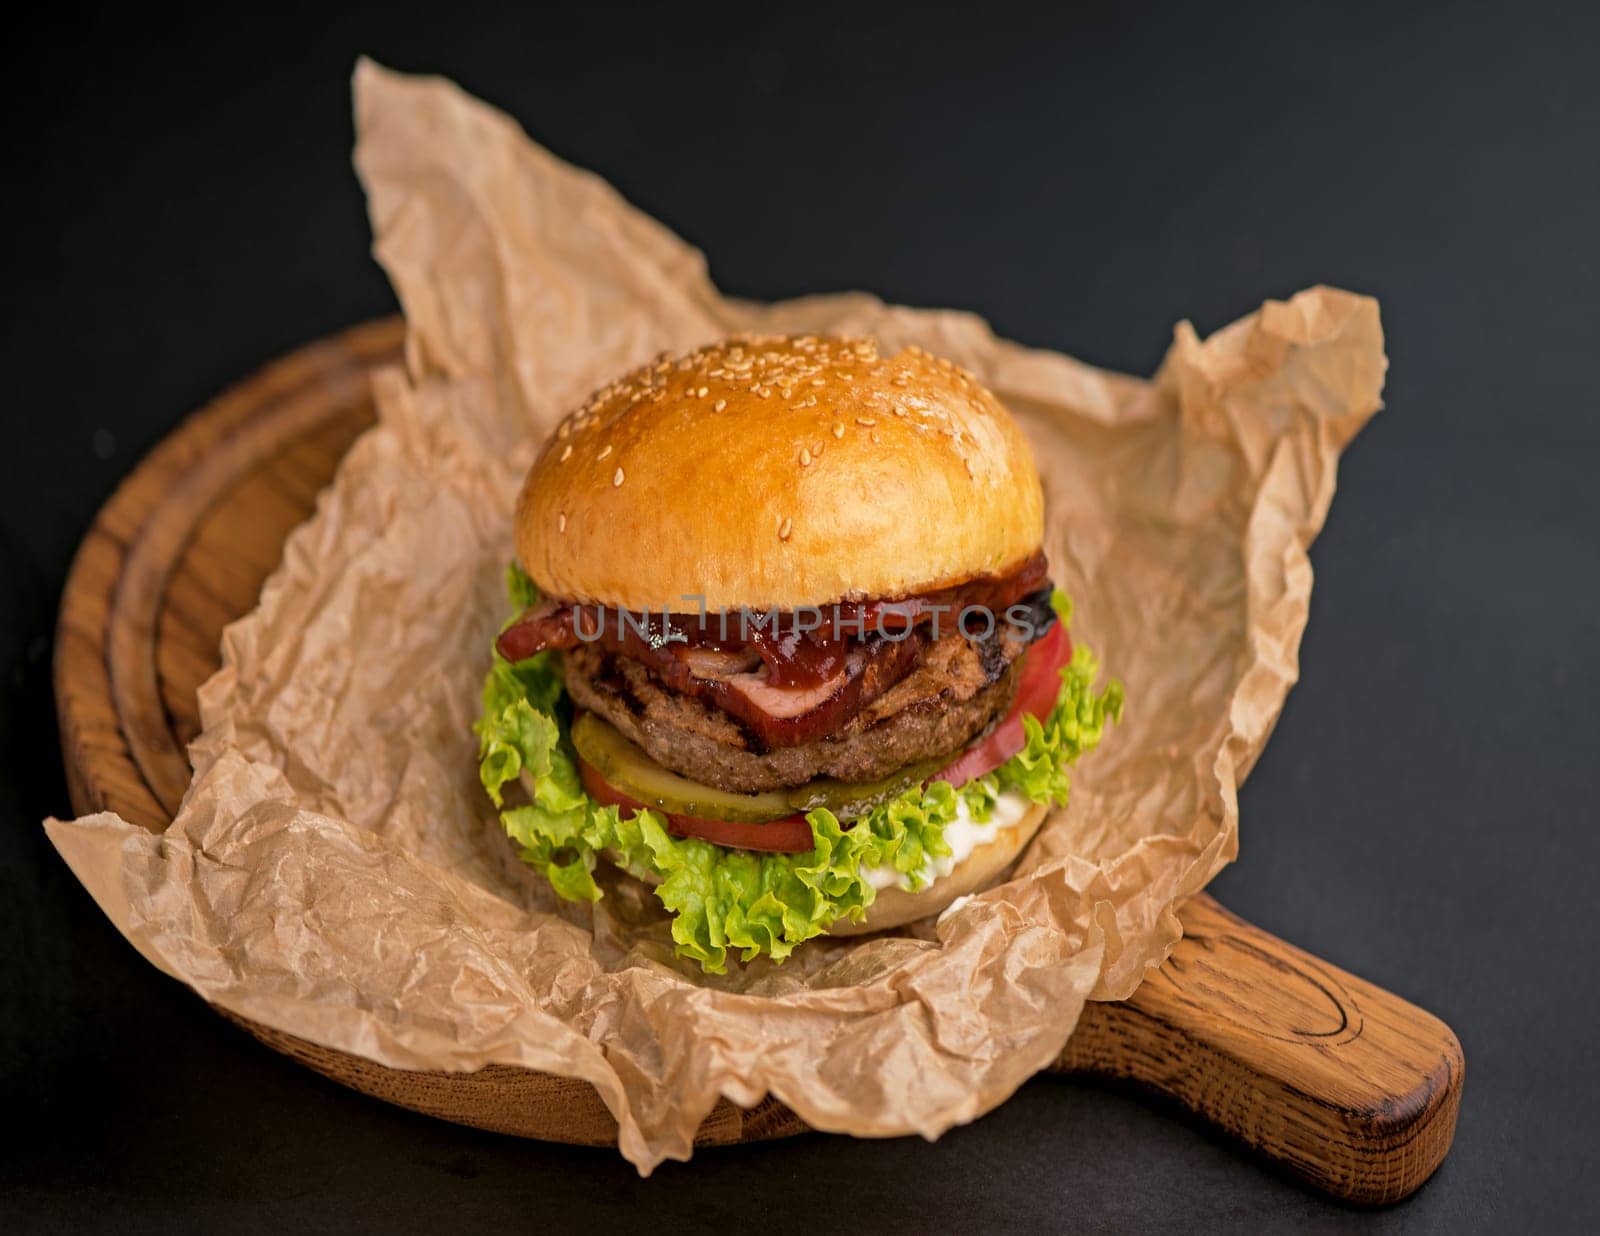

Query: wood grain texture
[52,318,1462,1202]
[1053,896,1463,1203]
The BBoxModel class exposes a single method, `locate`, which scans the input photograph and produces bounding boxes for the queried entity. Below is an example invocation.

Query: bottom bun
[824,800,1048,936]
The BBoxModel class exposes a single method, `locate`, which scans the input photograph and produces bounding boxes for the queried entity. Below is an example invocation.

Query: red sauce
[496,549,1049,691]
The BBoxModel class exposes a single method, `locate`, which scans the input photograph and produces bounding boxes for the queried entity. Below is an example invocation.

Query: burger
[475,335,1121,972]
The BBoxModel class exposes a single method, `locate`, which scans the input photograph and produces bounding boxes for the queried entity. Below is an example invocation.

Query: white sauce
[863,790,1030,892]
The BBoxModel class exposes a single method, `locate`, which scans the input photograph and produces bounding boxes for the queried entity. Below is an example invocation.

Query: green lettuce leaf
[474,573,1122,973]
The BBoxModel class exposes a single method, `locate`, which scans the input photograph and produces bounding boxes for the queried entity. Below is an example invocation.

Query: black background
[4,3,1598,1231]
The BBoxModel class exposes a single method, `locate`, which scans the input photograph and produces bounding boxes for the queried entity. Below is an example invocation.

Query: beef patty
[563,628,1027,793]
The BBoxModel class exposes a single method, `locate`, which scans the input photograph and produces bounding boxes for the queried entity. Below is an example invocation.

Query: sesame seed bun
[824,800,1048,936]
[515,335,1045,611]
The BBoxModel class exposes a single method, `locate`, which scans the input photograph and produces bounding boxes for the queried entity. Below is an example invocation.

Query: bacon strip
[848,551,1049,631]
[494,553,1050,750]
[675,646,762,680]
[641,633,923,749]
[495,599,570,663]
[497,551,1048,666]
[725,670,846,719]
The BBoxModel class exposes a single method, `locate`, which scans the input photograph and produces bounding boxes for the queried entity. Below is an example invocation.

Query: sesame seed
[613,467,625,487]
[558,512,567,532]
[713,398,727,412]
[597,444,612,461]
[832,422,845,438]
[559,443,573,462]
[778,517,792,541]
[856,416,876,427]
[799,448,812,466]
[870,431,881,444]
[695,386,709,398]
[557,421,571,439]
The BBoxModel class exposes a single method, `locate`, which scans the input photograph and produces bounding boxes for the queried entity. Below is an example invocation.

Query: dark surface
[3,3,1597,1231]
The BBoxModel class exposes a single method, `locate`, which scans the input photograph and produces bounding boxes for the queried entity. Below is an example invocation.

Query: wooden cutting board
[53,318,1463,1203]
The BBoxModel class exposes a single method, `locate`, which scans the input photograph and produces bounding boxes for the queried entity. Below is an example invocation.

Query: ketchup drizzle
[495,549,1049,691]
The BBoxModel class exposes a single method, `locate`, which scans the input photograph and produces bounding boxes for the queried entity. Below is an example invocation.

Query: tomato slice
[933,620,1072,791]
[577,757,815,853]
[573,619,1073,854]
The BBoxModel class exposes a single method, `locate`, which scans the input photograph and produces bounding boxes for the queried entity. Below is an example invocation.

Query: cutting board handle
[1056,893,1464,1204]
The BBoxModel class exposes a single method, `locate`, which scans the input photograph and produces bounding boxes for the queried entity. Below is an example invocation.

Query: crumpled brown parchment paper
[45,60,1386,1172]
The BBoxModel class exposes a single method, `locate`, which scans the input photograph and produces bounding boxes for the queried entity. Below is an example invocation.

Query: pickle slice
[784,755,948,820]
[572,712,955,826]
[570,712,794,823]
